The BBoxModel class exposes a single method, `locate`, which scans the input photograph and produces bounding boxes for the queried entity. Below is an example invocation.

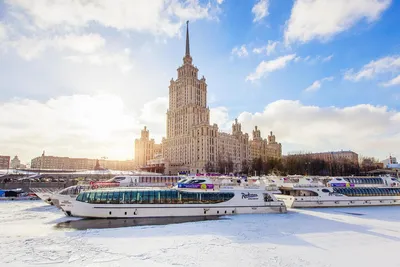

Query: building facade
[31,152,135,170]
[0,156,10,169]
[134,126,156,168]
[134,22,282,175]
[289,150,359,165]
[382,156,400,169]
[10,156,21,169]
[249,126,282,162]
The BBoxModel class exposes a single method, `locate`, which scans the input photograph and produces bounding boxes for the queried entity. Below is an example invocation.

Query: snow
[1,202,400,267]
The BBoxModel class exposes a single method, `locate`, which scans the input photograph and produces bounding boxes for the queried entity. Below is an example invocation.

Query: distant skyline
[1,0,399,163]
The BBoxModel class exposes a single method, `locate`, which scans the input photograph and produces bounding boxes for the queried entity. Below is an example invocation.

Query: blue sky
[0,0,399,163]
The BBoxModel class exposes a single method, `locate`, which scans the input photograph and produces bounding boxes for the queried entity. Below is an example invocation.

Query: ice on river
[1,201,400,267]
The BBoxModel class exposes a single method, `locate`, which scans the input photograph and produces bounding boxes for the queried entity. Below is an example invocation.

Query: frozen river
[1,201,400,267]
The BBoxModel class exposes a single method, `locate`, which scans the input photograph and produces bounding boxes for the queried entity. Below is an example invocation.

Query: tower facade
[135,21,282,175]
[249,127,282,161]
[164,21,218,174]
[134,126,156,167]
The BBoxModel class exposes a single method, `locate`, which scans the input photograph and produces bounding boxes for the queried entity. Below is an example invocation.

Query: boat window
[130,191,137,204]
[148,190,156,204]
[111,192,120,204]
[76,193,83,201]
[87,192,94,202]
[137,191,145,204]
[321,189,330,193]
[106,192,113,203]
[186,179,206,184]
[158,191,165,204]
[263,193,274,202]
[112,177,125,182]
[119,192,125,204]
[81,192,88,202]
[100,192,108,203]
[78,190,235,204]
[122,191,130,204]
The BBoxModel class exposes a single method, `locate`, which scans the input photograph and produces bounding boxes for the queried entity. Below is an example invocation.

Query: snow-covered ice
[1,201,400,267]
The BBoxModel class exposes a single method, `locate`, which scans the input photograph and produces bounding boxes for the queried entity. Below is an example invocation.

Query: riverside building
[134,22,282,175]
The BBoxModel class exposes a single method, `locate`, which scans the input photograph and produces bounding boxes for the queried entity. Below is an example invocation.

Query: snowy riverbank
[1,201,400,267]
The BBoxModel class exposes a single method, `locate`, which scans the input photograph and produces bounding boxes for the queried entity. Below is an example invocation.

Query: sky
[1,0,400,164]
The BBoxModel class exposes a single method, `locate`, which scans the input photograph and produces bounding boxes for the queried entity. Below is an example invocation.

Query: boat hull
[276,195,400,208]
[30,188,63,205]
[66,202,287,218]
[0,196,39,201]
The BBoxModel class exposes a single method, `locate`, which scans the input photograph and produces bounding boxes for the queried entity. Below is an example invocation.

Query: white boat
[51,185,92,209]
[61,177,287,218]
[275,175,400,208]
[0,188,39,201]
[29,187,62,204]
[33,175,183,206]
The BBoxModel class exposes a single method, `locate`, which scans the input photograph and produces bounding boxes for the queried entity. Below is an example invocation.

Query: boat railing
[292,184,324,188]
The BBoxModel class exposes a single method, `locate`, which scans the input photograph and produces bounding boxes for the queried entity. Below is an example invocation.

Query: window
[107,192,114,203]
[88,192,96,203]
[111,192,120,204]
[94,192,102,203]
[76,190,235,204]
[100,192,108,203]
[76,193,83,201]
[264,193,274,202]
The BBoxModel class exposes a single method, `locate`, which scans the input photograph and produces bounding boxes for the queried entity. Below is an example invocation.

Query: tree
[251,157,263,175]
[227,158,234,173]
[360,156,380,174]
[216,155,227,174]
[241,160,250,175]
[204,161,214,173]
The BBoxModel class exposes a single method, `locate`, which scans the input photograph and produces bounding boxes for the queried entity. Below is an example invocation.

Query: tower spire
[185,20,190,56]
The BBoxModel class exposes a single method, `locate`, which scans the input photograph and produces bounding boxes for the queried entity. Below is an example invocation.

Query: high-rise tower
[164,21,218,173]
[153,21,280,175]
[166,21,209,138]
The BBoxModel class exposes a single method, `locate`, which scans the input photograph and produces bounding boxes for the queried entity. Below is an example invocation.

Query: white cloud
[0,23,7,41]
[296,54,334,64]
[253,40,279,56]
[217,0,224,4]
[231,45,249,58]
[381,74,400,87]
[6,0,215,38]
[11,34,106,60]
[0,94,174,162]
[237,100,400,159]
[210,106,231,131]
[344,55,400,82]
[284,0,392,44]
[139,97,168,125]
[252,0,269,22]
[64,48,134,73]
[0,94,142,162]
[304,76,334,92]
[322,54,334,62]
[246,54,296,82]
